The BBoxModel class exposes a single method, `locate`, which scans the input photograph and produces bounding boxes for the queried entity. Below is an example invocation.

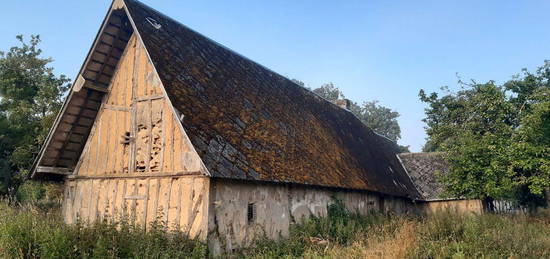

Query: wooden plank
[188,178,208,238]
[109,110,119,174]
[135,179,148,227]
[173,117,184,172]
[146,178,161,226]
[79,180,91,224]
[88,179,99,224]
[83,81,109,93]
[162,101,174,173]
[150,65,162,95]
[115,179,126,220]
[63,182,76,224]
[134,39,145,98]
[66,171,203,179]
[168,177,181,230]
[91,110,102,175]
[124,36,134,108]
[150,99,163,172]
[35,166,71,175]
[138,40,148,97]
[158,177,171,225]
[178,177,193,232]
[98,110,110,175]
[105,179,117,222]
[73,181,83,223]
[135,94,164,102]
[122,110,131,174]
[144,53,154,96]
[96,179,108,221]
[106,62,119,106]
[129,35,138,174]
[123,179,135,221]
[135,101,150,172]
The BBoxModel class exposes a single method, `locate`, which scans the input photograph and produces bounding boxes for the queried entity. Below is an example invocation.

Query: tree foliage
[0,35,70,195]
[420,62,550,206]
[311,83,405,150]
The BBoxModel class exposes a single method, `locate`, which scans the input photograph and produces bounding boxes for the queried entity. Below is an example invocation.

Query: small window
[247,203,256,224]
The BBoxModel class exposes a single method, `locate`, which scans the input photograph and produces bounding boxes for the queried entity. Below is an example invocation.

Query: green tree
[0,35,70,196]
[312,83,407,150]
[312,83,343,102]
[357,100,402,143]
[420,62,550,206]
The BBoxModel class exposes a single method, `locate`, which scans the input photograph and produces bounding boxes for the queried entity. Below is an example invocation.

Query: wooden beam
[65,171,204,180]
[83,81,109,93]
[135,94,164,102]
[103,104,130,112]
[36,166,72,175]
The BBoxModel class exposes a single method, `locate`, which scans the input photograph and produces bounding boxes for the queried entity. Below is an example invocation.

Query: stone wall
[206,179,418,254]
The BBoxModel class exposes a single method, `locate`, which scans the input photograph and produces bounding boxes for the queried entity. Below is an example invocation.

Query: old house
[30,0,479,253]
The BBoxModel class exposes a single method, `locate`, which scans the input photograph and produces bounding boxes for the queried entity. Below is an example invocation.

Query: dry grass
[308,218,419,259]
[237,206,550,259]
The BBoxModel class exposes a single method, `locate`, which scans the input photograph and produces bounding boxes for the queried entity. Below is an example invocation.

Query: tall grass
[234,201,549,259]
[1,197,548,259]
[410,211,550,258]
[0,200,207,259]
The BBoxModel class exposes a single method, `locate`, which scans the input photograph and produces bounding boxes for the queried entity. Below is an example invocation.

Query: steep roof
[398,152,449,200]
[32,0,422,199]
[124,0,420,199]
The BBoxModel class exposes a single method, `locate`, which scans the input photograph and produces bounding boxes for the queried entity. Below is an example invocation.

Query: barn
[29,0,474,253]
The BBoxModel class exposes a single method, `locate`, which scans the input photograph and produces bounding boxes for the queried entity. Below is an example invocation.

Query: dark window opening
[247,203,256,224]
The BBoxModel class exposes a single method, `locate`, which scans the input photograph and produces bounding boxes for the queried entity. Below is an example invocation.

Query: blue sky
[1,1,550,151]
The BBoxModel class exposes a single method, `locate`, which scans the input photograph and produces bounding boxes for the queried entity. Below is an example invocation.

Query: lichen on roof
[123,0,422,199]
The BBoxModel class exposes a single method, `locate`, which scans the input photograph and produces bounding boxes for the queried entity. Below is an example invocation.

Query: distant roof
[398,152,449,200]
[32,0,422,199]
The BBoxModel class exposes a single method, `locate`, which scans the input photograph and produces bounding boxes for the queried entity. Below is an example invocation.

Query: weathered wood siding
[63,176,209,239]
[64,34,209,239]
[75,34,202,177]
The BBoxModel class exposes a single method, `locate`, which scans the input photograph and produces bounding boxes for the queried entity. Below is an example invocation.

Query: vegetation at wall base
[0,199,207,259]
[233,200,550,259]
[1,198,549,258]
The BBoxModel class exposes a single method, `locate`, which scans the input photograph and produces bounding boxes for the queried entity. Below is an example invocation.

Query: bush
[14,181,63,210]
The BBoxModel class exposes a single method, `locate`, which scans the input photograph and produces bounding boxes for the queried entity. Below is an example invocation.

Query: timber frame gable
[30,0,209,179]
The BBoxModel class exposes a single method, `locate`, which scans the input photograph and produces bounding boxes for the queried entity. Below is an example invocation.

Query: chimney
[335,99,351,110]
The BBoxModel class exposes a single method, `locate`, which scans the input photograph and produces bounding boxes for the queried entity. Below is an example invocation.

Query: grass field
[1,199,549,259]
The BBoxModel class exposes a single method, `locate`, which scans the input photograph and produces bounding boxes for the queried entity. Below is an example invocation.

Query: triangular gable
[31,0,207,179]
[75,34,206,177]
